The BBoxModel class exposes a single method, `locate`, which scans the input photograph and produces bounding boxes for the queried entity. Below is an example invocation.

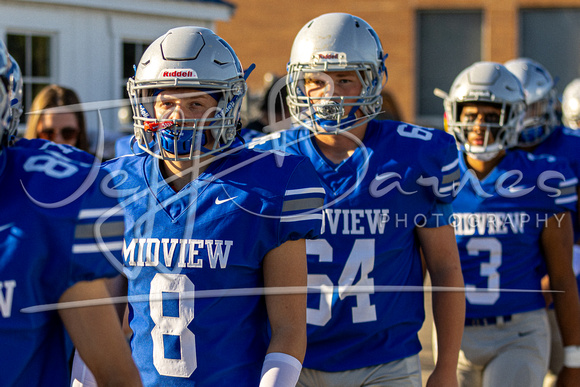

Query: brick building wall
[217,0,580,124]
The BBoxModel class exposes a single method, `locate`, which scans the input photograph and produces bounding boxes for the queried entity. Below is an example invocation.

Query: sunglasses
[38,127,80,141]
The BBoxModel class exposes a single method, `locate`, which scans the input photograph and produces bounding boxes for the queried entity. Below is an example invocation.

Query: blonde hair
[25,84,89,151]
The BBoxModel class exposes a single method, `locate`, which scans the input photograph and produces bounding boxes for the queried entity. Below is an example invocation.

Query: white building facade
[0,0,234,155]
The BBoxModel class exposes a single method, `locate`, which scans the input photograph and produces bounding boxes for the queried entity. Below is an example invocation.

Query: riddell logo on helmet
[160,69,198,78]
[312,51,346,64]
[467,90,492,98]
[318,53,339,60]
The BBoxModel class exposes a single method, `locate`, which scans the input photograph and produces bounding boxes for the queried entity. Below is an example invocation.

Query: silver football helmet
[0,40,23,149]
[127,26,247,160]
[505,58,558,146]
[562,78,580,129]
[442,61,525,160]
[286,13,386,134]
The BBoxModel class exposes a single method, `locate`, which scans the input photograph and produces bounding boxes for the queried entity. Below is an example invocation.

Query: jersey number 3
[465,237,502,305]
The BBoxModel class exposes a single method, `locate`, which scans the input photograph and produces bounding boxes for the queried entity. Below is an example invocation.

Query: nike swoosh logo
[0,223,14,233]
[215,196,238,205]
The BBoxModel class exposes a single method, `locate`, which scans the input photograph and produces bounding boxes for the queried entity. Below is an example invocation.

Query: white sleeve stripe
[560,177,579,188]
[78,208,123,219]
[555,195,578,205]
[72,241,124,253]
[441,157,459,172]
[280,214,323,223]
[285,187,326,196]
[439,182,460,194]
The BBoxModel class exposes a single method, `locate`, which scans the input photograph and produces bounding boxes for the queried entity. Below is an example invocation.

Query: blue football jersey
[240,128,264,144]
[102,146,325,386]
[532,125,580,240]
[252,120,460,371]
[453,150,577,318]
[0,139,124,387]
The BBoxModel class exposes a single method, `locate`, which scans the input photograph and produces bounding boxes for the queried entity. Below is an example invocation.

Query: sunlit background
[2,0,579,158]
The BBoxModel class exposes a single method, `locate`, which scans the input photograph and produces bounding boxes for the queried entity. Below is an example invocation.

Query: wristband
[564,345,580,368]
[259,352,302,387]
[572,245,580,276]
[70,349,98,386]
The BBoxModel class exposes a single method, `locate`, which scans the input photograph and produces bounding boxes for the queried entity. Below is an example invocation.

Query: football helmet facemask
[127,26,248,160]
[562,78,580,130]
[286,13,387,134]
[505,58,558,146]
[441,62,525,161]
[0,40,23,150]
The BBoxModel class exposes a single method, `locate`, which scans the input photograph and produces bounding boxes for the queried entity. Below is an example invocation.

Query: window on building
[121,41,150,99]
[117,41,151,133]
[416,10,482,128]
[520,9,580,95]
[6,33,53,117]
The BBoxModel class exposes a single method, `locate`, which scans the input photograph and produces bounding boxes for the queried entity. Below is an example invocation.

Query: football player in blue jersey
[505,57,580,387]
[72,26,325,387]
[440,61,580,387]
[250,13,465,387]
[0,41,141,386]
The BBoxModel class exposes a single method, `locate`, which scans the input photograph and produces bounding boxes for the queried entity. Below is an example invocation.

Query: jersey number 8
[150,273,197,378]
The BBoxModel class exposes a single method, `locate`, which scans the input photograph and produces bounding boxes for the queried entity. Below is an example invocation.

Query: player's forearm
[267,323,307,362]
[60,280,142,387]
[89,326,142,387]
[551,276,580,347]
[94,368,142,387]
[432,293,464,366]
[263,240,307,362]
[430,267,465,370]
[543,213,580,347]
[104,275,128,321]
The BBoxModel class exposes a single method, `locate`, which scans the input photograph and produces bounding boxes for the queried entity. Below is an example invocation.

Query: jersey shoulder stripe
[556,176,579,205]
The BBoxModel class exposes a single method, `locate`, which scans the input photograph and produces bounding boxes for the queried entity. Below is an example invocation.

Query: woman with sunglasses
[25,84,89,152]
